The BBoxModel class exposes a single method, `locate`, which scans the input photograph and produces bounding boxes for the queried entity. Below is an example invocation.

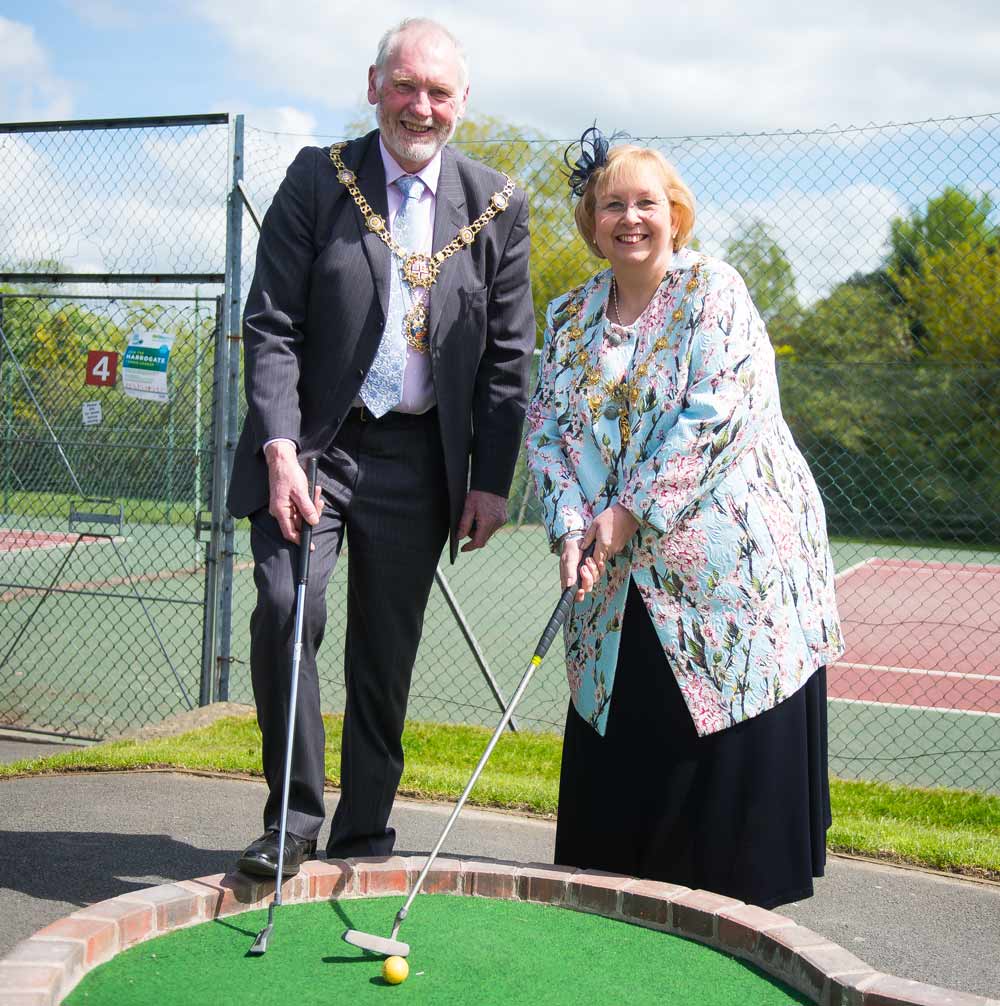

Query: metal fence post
[194,289,203,520]
[200,297,226,707]
[0,295,7,518]
[214,113,245,702]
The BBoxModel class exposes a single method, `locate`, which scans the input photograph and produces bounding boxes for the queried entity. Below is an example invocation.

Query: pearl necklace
[609,272,668,330]
[610,276,624,326]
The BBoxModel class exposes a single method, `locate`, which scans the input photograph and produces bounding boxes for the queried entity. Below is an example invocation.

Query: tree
[775,188,1000,544]
[884,187,997,355]
[781,283,910,363]
[451,115,596,341]
[888,187,996,278]
[885,187,999,361]
[890,239,1000,362]
[724,220,799,324]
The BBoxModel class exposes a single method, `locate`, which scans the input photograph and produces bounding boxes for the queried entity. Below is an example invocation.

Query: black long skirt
[555,580,831,910]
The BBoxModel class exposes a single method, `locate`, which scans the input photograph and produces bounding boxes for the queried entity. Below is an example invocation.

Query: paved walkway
[1,737,998,1000]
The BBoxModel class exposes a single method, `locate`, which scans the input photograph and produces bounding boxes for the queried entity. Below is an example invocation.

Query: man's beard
[376,100,455,166]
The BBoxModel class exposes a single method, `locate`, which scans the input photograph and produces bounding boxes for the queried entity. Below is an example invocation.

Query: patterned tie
[359,174,426,416]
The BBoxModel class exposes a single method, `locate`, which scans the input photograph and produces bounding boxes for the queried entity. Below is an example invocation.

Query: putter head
[248,923,272,956]
[342,928,410,958]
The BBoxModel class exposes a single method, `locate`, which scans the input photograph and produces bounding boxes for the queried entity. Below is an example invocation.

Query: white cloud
[185,1,1000,135]
[3,3,990,306]
[699,184,909,303]
[0,102,313,288]
[216,104,323,238]
[63,1,142,28]
[0,17,74,121]
[240,105,319,139]
[187,0,377,114]
[0,136,69,268]
[0,126,231,279]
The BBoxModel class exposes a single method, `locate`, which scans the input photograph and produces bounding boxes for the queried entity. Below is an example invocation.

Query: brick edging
[0,856,994,1006]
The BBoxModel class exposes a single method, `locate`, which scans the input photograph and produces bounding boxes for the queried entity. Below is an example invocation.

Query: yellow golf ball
[382,955,409,985]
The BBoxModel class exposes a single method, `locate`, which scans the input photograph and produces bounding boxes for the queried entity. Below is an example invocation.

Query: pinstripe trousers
[248,406,449,857]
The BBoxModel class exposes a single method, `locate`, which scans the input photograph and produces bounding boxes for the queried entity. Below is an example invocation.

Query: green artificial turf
[62,896,810,1005]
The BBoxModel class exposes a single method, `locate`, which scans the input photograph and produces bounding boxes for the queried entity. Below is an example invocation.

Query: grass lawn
[2,713,998,881]
[0,490,199,527]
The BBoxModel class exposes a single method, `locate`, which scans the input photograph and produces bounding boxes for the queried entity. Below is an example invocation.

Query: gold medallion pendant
[329,143,516,354]
[403,253,438,289]
[403,299,429,354]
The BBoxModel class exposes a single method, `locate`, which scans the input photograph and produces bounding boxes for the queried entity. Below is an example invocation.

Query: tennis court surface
[0,528,109,553]
[830,558,1000,714]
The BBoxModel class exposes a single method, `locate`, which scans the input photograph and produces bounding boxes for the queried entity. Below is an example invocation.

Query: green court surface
[3,514,999,793]
[61,896,810,1005]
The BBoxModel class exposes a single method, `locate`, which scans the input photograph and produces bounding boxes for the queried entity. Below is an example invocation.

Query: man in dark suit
[227,17,535,877]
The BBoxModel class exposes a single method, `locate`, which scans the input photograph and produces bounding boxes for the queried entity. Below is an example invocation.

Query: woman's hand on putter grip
[560,504,639,602]
[264,441,322,546]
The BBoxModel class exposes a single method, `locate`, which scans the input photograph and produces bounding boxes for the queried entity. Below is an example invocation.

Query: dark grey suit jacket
[227,130,535,561]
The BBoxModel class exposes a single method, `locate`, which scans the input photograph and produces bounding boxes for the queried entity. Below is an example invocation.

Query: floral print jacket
[524,248,844,737]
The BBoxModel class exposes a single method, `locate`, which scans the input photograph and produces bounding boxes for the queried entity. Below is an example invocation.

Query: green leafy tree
[776,189,1000,544]
[7,302,105,422]
[885,187,997,354]
[888,187,995,277]
[0,286,217,510]
[725,220,799,324]
[451,115,594,341]
[781,283,910,363]
[890,239,1000,362]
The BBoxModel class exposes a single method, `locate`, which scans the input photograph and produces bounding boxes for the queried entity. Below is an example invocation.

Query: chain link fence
[0,293,223,736]
[2,111,997,793]
[0,115,235,738]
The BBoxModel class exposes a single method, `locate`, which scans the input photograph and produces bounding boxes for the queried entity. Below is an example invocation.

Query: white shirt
[374,136,438,414]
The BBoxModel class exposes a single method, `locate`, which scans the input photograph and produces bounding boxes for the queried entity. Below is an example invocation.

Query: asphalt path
[1,740,998,1001]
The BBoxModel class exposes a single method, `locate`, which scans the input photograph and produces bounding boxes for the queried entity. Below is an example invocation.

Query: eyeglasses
[596,198,668,218]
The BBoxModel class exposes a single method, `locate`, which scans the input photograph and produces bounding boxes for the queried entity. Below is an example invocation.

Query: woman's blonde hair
[574,145,696,258]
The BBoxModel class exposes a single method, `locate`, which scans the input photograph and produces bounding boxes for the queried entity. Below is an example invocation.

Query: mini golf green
[62,895,811,1004]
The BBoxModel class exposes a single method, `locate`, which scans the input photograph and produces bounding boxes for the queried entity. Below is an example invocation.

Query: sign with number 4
[86,350,117,387]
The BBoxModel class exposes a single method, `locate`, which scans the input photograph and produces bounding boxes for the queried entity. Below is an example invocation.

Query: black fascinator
[563,125,628,197]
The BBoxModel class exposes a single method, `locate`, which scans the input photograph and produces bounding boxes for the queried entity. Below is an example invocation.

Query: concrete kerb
[0,855,995,1006]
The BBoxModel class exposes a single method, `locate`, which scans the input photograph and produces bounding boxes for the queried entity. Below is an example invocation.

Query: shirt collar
[378,135,441,196]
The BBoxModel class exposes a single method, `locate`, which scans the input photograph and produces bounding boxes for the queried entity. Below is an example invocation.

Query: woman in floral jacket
[524,130,844,909]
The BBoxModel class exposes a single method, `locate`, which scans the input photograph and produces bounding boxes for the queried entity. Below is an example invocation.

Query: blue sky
[3,2,998,301]
[4,1,1000,137]
[3,5,241,119]
[1,2,338,131]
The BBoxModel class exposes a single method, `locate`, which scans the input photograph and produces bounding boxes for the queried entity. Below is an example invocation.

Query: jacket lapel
[351,132,391,317]
[428,149,467,348]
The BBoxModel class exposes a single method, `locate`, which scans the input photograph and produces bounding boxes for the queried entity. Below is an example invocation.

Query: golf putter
[249,457,319,956]
[343,541,597,958]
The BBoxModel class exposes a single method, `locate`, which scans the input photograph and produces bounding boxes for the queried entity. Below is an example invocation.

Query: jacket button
[357,368,365,377]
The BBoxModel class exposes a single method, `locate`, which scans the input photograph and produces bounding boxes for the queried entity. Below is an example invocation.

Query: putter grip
[297,458,319,584]
[534,542,596,660]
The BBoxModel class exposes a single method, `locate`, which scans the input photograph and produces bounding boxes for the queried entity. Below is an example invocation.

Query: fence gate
[0,114,242,739]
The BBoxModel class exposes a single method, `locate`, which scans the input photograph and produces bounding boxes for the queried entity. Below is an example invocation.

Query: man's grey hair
[374,17,468,91]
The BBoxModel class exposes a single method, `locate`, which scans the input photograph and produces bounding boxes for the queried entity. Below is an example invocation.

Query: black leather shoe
[237,830,316,878]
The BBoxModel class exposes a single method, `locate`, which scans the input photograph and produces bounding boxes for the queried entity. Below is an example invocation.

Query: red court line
[0,529,110,553]
[841,557,1000,576]
[827,661,1000,713]
[0,560,255,604]
[832,557,1000,712]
